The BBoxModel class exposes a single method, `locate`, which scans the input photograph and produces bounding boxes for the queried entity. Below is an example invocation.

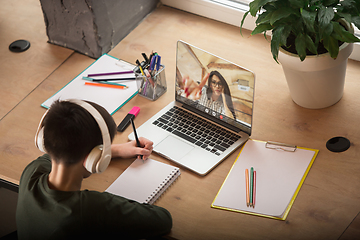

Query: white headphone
[35,99,112,174]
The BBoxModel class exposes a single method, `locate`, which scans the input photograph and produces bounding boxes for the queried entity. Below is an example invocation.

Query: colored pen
[87,71,134,77]
[245,168,250,207]
[250,167,254,207]
[117,106,140,132]
[82,77,127,87]
[97,81,127,87]
[137,61,147,94]
[150,55,156,71]
[143,79,149,96]
[149,53,155,67]
[144,69,154,87]
[253,170,256,208]
[130,118,143,160]
[83,76,135,82]
[84,81,127,89]
[155,55,161,71]
[142,52,149,63]
[138,64,145,76]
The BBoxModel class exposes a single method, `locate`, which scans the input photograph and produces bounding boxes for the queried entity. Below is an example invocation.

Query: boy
[16,99,172,239]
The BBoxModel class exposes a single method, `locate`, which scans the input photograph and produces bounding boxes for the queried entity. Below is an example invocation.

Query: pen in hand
[130,118,143,160]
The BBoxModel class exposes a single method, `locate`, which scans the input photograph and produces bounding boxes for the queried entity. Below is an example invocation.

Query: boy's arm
[85,191,172,238]
[111,137,153,160]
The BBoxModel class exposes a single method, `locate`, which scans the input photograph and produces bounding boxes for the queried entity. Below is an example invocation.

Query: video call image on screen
[175,41,255,132]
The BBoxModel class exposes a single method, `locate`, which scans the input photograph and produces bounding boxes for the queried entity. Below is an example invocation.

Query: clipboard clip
[265,141,297,152]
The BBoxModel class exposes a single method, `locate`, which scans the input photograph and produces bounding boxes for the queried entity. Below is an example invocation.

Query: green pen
[250,167,254,207]
[98,81,127,88]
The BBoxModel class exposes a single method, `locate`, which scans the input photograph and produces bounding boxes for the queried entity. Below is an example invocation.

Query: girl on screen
[183,70,236,120]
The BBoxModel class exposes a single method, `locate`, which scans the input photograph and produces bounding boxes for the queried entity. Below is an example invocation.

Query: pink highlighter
[117,106,140,132]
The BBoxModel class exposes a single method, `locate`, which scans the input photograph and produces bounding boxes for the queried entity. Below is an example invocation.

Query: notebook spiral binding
[145,168,181,204]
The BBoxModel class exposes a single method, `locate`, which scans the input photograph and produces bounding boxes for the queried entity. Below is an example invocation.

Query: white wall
[162,0,360,61]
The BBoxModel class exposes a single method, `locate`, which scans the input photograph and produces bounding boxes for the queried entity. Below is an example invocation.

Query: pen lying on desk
[87,70,134,77]
[84,82,127,89]
[83,76,136,82]
[83,79,127,87]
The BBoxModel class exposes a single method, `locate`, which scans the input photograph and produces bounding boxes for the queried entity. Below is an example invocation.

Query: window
[161,0,360,61]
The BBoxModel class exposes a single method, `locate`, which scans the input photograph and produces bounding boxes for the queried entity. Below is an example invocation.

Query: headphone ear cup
[36,127,47,153]
[84,145,102,173]
[96,151,111,173]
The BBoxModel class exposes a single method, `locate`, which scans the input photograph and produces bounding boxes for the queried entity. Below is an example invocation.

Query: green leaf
[323,0,339,7]
[280,25,292,46]
[295,34,307,61]
[249,0,276,16]
[271,27,282,63]
[340,0,358,11]
[304,34,318,54]
[251,23,273,35]
[256,10,274,25]
[332,21,360,43]
[318,6,335,26]
[270,7,296,25]
[337,13,352,25]
[320,22,334,39]
[288,0,305,8]
[351,16,360,30]
[263,3,277,12]
[240,11,250,36]
[301,9,317,32]
[323,35,339,58]
[273,25,288,46]
[355,0,360,11]
[308,0,320,11]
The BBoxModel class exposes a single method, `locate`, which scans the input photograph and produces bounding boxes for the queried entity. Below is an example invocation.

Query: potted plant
[241,0,360,109]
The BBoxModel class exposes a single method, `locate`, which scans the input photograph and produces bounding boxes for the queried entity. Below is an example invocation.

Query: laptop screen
[175,41,255,134]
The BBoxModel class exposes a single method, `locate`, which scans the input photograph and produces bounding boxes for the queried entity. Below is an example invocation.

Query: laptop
[129,40,255,175]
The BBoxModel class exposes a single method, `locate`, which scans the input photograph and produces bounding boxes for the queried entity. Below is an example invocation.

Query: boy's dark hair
[43,100,117,165]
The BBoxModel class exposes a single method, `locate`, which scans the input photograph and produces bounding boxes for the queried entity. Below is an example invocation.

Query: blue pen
[155,55,161,71]
[150,55,156,71]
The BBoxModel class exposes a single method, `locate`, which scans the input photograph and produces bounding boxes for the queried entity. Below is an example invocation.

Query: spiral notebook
[106,158,181,204]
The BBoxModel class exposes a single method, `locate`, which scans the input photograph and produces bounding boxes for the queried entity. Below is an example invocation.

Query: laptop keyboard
[152,106,241,155]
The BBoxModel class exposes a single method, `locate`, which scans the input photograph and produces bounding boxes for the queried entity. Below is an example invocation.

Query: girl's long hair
[206,70,236,119]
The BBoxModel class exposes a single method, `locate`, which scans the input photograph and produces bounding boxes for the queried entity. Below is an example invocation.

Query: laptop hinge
[181,104,246,134]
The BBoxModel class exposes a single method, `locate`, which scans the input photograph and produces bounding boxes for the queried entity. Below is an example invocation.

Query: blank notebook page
[212,139,317,218]
[106,158,180,204]
[41,54,138,115]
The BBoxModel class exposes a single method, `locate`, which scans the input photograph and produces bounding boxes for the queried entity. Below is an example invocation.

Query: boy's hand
[111,137,153,160]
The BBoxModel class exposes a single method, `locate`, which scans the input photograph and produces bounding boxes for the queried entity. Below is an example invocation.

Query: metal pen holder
[135,65,167,101]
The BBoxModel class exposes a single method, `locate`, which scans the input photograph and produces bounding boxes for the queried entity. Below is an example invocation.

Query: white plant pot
[278,41,353,109]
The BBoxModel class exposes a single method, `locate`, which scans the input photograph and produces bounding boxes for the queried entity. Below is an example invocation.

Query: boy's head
[38,99,116,168]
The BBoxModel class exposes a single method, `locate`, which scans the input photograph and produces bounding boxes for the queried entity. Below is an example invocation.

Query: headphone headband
[35,99,112,173]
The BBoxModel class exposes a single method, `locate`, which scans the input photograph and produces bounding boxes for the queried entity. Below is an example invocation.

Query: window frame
[161,0,360,61]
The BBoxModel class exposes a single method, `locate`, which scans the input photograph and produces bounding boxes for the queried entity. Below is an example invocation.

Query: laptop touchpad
[155,135,194,160]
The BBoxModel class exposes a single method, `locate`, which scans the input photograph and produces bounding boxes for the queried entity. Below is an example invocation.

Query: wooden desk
[1,4,360,240]
[0,0,73,120]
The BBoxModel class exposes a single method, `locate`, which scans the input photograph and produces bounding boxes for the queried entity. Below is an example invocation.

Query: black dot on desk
[326,136,350,152]
[9,39,30,52]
